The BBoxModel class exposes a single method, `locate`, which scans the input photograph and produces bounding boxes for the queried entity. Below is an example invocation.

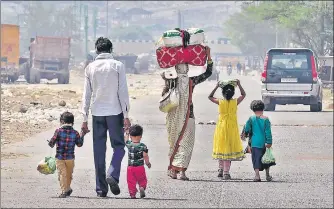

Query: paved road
[1,72,333,208]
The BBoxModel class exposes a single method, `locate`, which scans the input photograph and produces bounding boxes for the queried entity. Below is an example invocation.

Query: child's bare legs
[254,169,260,181]
[254,168,272,181]
[223,160,231,174]
[265,168,272,181]
[222,160,231,180]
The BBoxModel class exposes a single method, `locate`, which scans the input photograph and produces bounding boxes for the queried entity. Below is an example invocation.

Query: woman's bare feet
[179,171,189,181]
[168,170,177,179]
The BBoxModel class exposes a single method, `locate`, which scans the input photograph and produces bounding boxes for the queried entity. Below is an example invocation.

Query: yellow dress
[212,99,245,160]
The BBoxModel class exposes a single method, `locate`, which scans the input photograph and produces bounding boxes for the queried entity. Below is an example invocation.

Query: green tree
[246,1,333,56]
[22,2,83,58]
[224,4,277,61]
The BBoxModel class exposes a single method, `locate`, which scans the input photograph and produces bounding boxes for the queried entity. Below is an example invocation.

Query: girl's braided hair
[175,28,190,48]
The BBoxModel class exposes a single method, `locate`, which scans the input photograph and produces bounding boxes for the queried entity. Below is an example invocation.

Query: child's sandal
[139,187,146,198]
[218,169,224,177]
[222,174,231,180]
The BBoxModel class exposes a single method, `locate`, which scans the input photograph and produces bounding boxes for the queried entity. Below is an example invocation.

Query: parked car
[261,48,323,112]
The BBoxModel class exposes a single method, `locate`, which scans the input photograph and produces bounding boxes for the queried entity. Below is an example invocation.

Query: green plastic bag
[261,148,276,164]
[37,156,56,175]
[46,157,56,172]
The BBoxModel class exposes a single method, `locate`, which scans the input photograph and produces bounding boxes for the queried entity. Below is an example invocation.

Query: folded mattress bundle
[156,28,207,69]
[160,28,205,47]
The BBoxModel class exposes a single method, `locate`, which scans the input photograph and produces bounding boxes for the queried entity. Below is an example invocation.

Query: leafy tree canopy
[226,1,333,57]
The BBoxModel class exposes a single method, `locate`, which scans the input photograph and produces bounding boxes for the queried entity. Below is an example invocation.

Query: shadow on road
[189,178,289,183]
[66,196,187,201]
[271,110,333,113]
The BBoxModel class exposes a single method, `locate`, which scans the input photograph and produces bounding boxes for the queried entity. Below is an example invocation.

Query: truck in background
[21,36,71,84]
[86,50,139,73]
[1,24,20,83]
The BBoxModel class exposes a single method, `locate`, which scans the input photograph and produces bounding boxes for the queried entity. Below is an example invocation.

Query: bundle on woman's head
[175,28,190,48]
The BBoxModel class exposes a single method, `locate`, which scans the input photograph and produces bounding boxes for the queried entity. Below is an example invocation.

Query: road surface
[1,71,333,208]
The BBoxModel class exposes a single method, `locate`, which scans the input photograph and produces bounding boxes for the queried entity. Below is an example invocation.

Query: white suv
[261,48,323,112]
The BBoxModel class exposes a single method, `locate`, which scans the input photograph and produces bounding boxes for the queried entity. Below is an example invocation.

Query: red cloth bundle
[156,45,207,69]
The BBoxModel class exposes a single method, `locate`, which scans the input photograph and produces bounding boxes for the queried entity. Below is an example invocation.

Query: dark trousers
[92,113,125,194]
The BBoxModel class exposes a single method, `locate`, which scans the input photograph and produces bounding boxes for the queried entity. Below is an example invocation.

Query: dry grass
[0,72,163,155]
[323,88,333,110]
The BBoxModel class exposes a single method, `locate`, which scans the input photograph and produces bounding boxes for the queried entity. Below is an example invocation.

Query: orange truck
[1,24,20,83]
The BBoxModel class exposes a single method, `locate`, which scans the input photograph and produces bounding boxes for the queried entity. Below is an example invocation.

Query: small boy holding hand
[124,124,151,199]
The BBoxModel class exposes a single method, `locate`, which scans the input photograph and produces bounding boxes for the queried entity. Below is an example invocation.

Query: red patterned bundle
[156,45,207,69]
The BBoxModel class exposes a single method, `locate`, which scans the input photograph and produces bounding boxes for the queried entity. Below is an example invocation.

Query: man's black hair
[222,84,235,100]
[250,100,265,112]
[95,37,113,54]
[60,111,74,124]
[129,124,143,137]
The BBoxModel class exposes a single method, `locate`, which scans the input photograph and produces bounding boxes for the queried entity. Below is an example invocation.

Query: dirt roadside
[323,88,334,110]
[0,70,164,158]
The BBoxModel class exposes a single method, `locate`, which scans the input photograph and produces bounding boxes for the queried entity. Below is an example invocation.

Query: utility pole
[17,14,20,25]
[79,2,82,27]
[106,1,109,37]
[275,23,279,48]
[93,7,97,42]
[177,9,182,28]
[73,2,77,37]
[84,5,88,57]
[320,1,326,56]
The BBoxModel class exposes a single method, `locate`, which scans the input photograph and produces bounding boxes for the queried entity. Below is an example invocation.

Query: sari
[163,63,213,172]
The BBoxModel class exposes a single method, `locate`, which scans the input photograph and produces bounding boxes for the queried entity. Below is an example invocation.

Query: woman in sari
[161,47,213,180]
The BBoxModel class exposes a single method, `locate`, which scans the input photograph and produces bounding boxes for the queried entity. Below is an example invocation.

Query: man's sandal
[179,175,189,181]
[168,170,177,179]
[266,175,273,182]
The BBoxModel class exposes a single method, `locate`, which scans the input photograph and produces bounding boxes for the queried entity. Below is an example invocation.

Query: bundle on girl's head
[219,79,237,100]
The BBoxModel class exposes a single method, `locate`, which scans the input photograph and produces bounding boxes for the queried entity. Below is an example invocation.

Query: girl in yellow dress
[208,79,246,180]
